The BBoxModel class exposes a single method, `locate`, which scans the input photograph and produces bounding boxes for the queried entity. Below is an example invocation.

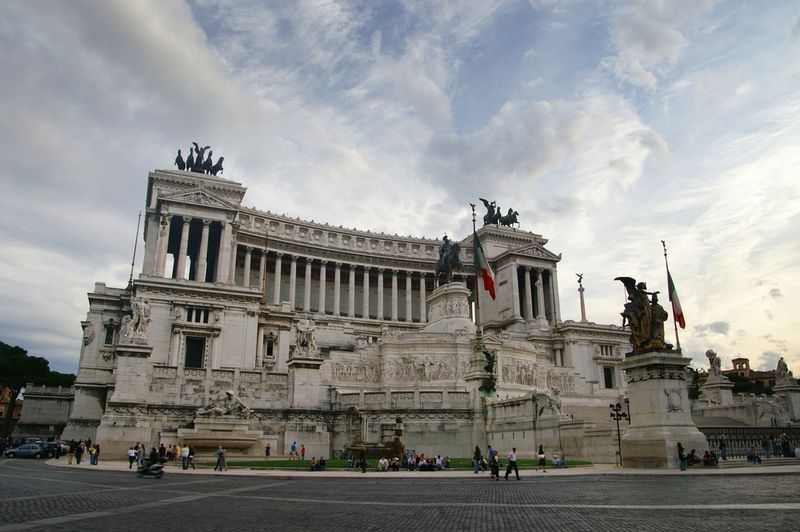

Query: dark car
[37,442,60,457]
[4,443,50,458]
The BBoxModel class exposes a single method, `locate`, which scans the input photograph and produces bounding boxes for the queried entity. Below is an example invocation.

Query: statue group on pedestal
[293,317,318,357]
[615,277,671,351]
[196,390,251,419]
[479,198,519,227]
[121,297,151,341]
[174,141,224,176]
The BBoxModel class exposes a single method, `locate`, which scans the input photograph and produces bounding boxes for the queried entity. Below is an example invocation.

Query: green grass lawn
[194,457,592,470]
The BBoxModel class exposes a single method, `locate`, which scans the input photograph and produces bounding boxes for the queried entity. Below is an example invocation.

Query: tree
[725,372,772,396]
[0,340,75,437]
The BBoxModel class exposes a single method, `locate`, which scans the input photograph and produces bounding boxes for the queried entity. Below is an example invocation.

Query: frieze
[331,360,380,383]
[134,283,262,305]
[384,355,469,383]
[66,418,101,427]
[502,358,548,388]
[625,367,688,383]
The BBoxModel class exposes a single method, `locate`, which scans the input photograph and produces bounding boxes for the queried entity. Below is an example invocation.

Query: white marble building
[64,168,630,460]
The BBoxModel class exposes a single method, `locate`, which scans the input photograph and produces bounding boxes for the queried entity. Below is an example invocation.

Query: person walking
[265,442,271,460]
[188,446,196,470]
[214,445,226,472]
[678,442,687,471]
[360,445,367,473]
[505,447,520,480]
[301,444,306,461]
[473,446,483,474]
[536,445,547,472]
[181,444,190,470]
[487,446,496,479]
[67,440,75,465]
[94,443,100,465]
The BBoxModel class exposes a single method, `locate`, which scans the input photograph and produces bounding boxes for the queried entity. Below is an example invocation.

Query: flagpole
[127,211,142,291]
[661,240,680,350]
[471,204,482,338]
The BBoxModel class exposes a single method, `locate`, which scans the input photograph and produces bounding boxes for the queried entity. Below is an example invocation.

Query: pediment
[160,189,237,210]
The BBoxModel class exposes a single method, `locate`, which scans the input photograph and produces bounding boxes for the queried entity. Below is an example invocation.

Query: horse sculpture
[499,209,519,227]
[435,238,462,285]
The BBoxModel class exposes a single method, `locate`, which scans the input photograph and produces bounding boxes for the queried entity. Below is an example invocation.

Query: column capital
[245,246,253,253]
[392,269,399,274]
[201,218,212,226]
[335,261,342,268]
[363,266,371,272]
[320,260,328,265]
[377,267,385,273]
[290,255,298,263]
[524,265,532,272]
[275,252,284,259]
[418,271,426,278]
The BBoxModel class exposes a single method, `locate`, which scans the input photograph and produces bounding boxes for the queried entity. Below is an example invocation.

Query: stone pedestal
[699,376,734,405]
[422,282,476,334]
[288,356,324,409]
[176,417,267,455]
[774,380,800,421]
[109,342,153,403]
[620,350,708,468]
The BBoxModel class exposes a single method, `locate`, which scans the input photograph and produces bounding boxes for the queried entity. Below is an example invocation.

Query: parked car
[37,442,59,458]
[4,443,50,459]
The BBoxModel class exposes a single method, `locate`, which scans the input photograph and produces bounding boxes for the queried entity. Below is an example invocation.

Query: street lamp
[610,403,628,467]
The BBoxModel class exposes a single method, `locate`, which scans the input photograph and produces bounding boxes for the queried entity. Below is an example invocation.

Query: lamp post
[610,403,628,467]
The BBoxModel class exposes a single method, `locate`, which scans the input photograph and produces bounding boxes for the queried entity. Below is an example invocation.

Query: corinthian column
[273,252,283,304]
[318,261,328,314]
[243,246,252,287]
[175,217,190,280]
[288,255,298,309]
[535,268,547,323]
[376,268,384,320]
[405,272,413,322]
[348,265,356,317]
[362,267,370,319]
[154,214,172,277]
[196,219,211,282]
[419,273,427,323]
[303,259,312,312]
[333,262,342,315]
[524,266,534,322]
[391,269,399,321]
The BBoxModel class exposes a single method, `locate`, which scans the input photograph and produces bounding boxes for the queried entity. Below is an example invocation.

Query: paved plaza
[0,459,798,531]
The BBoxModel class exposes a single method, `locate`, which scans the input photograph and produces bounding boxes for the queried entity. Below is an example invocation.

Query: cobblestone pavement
[1,458,798,531]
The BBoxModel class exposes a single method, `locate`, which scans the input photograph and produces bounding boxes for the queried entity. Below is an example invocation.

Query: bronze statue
[174,149,185,170]
[210,156,224,176]
[202,150,214,174]
[499,208,519,227]
[186,148,195,172]
[435,234,462,284]
[479,198,502,226]
[616,276,672,351]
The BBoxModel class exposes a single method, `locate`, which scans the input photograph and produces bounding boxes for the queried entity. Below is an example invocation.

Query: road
[1,458,798,531]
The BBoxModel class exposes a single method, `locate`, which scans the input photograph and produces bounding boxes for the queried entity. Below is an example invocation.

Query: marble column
[333,262,342,316]
[154,214,172,277]
[258,251,266,293]
[418,273,426,323]
[175,216,190,280]
[523,267,534,322]
[169,330,181,366]
[535,269,546,320]
[227,242,237,284]
[376,268,384,320]
[216,221,232,283]
[362,267,370,319]
[348,265,356,317]
[551,269,562,323]
[196,219,211,282]
[391,269,399,321]
[318,261,328,314]
[303,259,312,312]
[243,247,252,287]
[273,253,283,304]
[405,272,413,322]
[548,270,557,324]
[288,255,298,309]
[256,326,265,369]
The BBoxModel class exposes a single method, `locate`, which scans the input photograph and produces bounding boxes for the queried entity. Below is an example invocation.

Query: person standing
[181,444,190,470]
[214,445,226,471]
[719,435,728,461]
[487,446,496,478]
[94,443,100,465]
[75,441,84,464]
[360,445,367,473]
[473,446,483,474]
[265,442,271,460]
[188,446,196,470]
[128,446,136,469]
[301,444,306,461]
[505,447,520,480]
[536,445,547,473]
[67,440,75,465]
[677,442,687,471]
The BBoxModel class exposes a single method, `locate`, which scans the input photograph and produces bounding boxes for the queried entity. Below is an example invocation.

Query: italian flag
[667,270,685,329]
[474,233,496,300]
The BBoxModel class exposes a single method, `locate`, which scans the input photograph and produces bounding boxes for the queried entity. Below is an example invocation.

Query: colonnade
[153,214,232,283]
[517,264,561,324]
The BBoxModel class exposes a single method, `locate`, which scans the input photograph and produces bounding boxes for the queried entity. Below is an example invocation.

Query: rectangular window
[187,308,210,324]
[185,337,206,368]
[104,325,114,345]
[603,367,614,389]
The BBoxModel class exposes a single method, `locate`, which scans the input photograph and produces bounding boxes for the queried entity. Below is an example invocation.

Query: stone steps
[717,457,799,469]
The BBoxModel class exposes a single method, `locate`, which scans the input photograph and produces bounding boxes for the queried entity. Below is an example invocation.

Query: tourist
[772,434,781,457]
[553,454,566,468]
[137,443,145,467]
[318,457,326,471]
[709,450,718,466]
[505,447,520,480]
[67,440,75,464]
[158,443,167,463]
[719,435,728,461]
[390,457,399,472]
[310,457,318,471]
[75,441,84,464]
[537,445,547,472]
[761,436,771,459]
[487,446,496,478]
[359,445,367,473]
[677,442,686,471]
[702,450,711,467]
[746,447,762,464]
[490,453,500,480]
[473,445,483,474]
[214,445,226,471]
[301,444,306,461]
[687,449,698,467]
[780,433,792,457]
[128,446,136,469]
[181,444,190,470]
[289,441,298,460]
[265,442,271,460]
[188,446,196,469]
[378,457,389,471]
[94,443,100,465]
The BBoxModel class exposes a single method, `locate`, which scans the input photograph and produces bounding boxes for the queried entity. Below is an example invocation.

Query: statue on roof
[479,198,502,226]
[615,276,672,352]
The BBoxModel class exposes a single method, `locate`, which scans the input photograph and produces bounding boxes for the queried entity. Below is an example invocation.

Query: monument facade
[63,167,631,460]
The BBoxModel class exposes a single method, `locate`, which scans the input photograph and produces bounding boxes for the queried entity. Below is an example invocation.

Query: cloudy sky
[1,0,798,375]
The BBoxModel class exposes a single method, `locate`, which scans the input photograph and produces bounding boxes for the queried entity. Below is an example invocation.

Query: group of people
[126,442,198,470]
[64,439,100,465]
[677,444,721,470]
[287,441,305,461]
